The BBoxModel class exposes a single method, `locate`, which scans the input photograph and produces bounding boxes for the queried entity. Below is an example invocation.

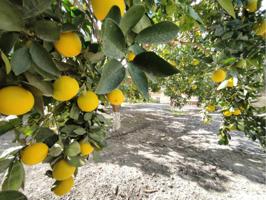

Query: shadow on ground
[99,104,266,192]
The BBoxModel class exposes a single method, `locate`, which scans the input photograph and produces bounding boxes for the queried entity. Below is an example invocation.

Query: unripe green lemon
[52,160,76,181]
[0,86,34,116]
[21,143,48,165]
[53,76,79,101]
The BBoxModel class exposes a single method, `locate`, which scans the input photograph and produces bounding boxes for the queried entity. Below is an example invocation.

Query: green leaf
[2,160,25,191]
[84,113,93,122]
[128,63,149,99]
[0,146,23,159]
[217,0,236,19]
[73,128,87,135]
[23,0,51,19]
[0,33,19,54]
[61,125,80,134]
[128,44,145,55]
[188,7,204,24]
[89,130,106,149]
[102,19,126,59]
[31,63,58,80]
[49,143,63,157]
[96,59,126,94]
[120,5,145,34]
[29,42,60,77]
[65,141,80,157]
[33,20,60,42]
[67,156,85,167]
[26,86,44,115]
[104,6,121,24]
[0,119,21,137]
[222,57,237,65]
[35,127,56,143]
[132,52,179,77]
[11,47,32,76]
[136,21,179,44]
[1,51,11,74]
[0,158,12,173]
[53,60,74,71]
[0,191,27,200]
[70,104,80,120]
[132,15,152,34]
[0,0,24,31]
[24,72,53,96]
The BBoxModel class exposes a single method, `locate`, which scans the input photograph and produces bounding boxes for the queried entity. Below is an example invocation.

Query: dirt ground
[1,103,266,200]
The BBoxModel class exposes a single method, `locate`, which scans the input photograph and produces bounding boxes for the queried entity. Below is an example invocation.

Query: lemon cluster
[51,141,94,196]
[223,108,241,117]
[53,76,99,112]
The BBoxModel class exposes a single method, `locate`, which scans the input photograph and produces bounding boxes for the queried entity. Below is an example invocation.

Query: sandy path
[1,103,265,200]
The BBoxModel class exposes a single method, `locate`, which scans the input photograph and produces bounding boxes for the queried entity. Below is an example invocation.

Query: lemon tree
[0,0,180,198]
[0,0,265,199]
[152,0,265,147]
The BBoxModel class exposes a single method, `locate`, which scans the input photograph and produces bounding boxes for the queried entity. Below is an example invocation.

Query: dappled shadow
[98,104,266,192]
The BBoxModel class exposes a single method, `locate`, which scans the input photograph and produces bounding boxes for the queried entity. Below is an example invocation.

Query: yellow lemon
[233,108,241,116]
[212,69,227,83]
[0,86,34,116]
[107,89,125,105]
[52,160,76,181]
[191,59,200,66]
[227,78,234,88]
[21,143,48,165]
[77,91,99,112]
[80,142,94,156]
[127,51,136,62]
[54,32,82,57]
[53,76,79,101]
[255,20,266,38]
[223,110,232,117]
[246,0,257,12]
[206,105,216,112]
[91,0,126,21]
[53,177,74,196]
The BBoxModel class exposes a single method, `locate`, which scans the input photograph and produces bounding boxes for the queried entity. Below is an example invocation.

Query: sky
[262,0,266,10]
